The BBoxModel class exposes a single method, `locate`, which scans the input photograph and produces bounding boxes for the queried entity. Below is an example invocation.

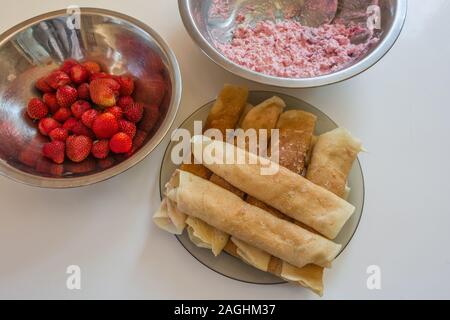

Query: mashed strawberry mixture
[216,19,377,78]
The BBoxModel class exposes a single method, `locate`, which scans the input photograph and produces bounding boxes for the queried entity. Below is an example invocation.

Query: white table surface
[1,0,449,300]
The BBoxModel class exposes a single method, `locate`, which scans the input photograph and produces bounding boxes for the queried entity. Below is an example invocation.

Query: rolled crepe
[192,137,355,239]
[153,198,186,235]
[167,170,341,269]
[205,84,249,136]
[240,96,285,139]
[276,111,317,174]
[306,128,363,197]
[186,217,229,256]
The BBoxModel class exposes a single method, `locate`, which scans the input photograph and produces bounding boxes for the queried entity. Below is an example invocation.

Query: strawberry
[118,119,136,139]
[77,83,90,100]
[49,127,69,142]
[27,98,48,119]
[117,96,134,108]
[92,112,119,139]
[56,85,78,108]
[91,139,110,159]
[139,104,160,133]
[89,78,120,107]
[43,140,65,164]
[38,118,61,136]
[115,75,135,96]
[71,121,95,138]
[62,117,78,132]
[123,102,144,123]
[110,132,132,154]
[71,100,91,119]
[45,70,71,89]
[81,109,99,128]
[89,72,111,82]
[70,64,89,84]
[82,61,101,74]
[60,59,79,74]
[66,135,93,163]
[53,107,72,123]
[43,93,60,113]
[133,130,147,149]
[35,77,54,93]
[105,106,123,120]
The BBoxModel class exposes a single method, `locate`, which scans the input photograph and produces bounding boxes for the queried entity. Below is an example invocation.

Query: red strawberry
[71,121,94,138]
[118,119,136,139]
[91,140,110,159]
[82,61,101,74]
[123,102,144,123]
[49,128,69,142]
[35,77,54,93]
[71,100,91,119]
[117,96,134,108]
[70,64,89,84]
[43,140,65,164]
[60,59,79,74]
[81,109,99,128]
[45,70,71,89]
[66,135,93,163]
[92,112,119,139]
[105,106,123,120]
[27,98,48,120]
[126,130,147,157]
[89,72,111,82]
[38,118,61,136]
[89,78,120,107]
[110,132,132,154]
[62,117,78,132]
[53,107,72,123]
[77,83,90,100]
[43,93,60,113]
[56,85,78,108]
[139,104,160,133]
[115,75,135,96]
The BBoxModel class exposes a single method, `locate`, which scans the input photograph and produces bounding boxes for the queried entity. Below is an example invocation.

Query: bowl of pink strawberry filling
[179,0,407,87]
[0,8,181,188]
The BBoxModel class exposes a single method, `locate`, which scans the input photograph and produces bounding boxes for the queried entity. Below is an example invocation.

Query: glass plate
[159,91,365,285]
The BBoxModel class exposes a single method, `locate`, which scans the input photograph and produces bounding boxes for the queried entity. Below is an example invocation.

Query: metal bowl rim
[178,0,407,88]
[0,7,182,188]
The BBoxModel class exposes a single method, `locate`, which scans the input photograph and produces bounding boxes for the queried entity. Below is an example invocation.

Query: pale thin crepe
[153,199,185,235]
[167,170,342,269]
[231,237,272,272]
[186,217,229,256]
[192,137,355,239]
[307,128,362,197]
[281,263,324,296]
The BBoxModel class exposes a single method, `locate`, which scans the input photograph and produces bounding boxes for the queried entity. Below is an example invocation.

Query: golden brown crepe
[306,128,362,197]
[240,96,286,139]
[276,111,317,174]
[205,84,249,136]
[166,170,342,269]
[192,137,355,239]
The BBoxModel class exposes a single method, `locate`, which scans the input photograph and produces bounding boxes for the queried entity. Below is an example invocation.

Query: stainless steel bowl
[179,0,407,88]
[0,8,182,188]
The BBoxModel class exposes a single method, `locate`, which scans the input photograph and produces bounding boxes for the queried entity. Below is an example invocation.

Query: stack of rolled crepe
[153,85,363,296]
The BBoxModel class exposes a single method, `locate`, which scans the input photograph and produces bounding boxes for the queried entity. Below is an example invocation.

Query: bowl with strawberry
[0,8,181,187]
